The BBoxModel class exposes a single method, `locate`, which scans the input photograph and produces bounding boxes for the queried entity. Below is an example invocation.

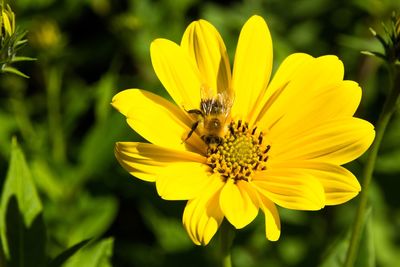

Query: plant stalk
[220,221,235,267]
[344,65,400,267]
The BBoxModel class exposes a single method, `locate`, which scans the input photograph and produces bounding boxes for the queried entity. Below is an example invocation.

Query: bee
[184,85,234,145]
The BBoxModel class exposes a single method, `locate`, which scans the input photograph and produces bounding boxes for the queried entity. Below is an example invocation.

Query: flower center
[206,120,270,182]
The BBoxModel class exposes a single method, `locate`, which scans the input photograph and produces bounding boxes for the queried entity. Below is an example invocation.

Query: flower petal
[266,80,362,141]
[181,19,231,95]
[151,38,202,109]
[156,162,212,200]
[114,142,205,182]
[256,55,345,131]
[112,89,204,152]
[253,169,325,210]
[250,53,314,125]
[219,179,259,229]
[271,117,375,165]
[257,193,281,241]
[183,177,225,245]
[271,161,361,205]
[231,15,273,120]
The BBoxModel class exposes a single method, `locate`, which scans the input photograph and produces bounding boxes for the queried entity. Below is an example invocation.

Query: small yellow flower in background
[29,20,63,50]
[112,15,375,245]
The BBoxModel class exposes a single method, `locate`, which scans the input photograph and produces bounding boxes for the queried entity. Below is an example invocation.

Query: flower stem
[220,221,235,267]
[46,66,66,164]
[344,65,400,267]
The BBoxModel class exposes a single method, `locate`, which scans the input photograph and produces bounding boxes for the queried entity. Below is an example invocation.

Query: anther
[229,124,235,135]
[252,126,257,135]
[258,133,263,145]
[264,145,271,153]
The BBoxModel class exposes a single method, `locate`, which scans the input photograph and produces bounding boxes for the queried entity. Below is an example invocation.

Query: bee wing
[200,84,234,116]
[217,89,235,119]
[200,85,215,114]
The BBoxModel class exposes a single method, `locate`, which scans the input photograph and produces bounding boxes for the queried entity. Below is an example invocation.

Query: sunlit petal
[266,80,362,141]
[183,177,225,245]
[114,142,205,182]
[156,163,212,200]
[258,193,281,241]
[181,19,231,95]
[271,117,375,165]
[112,89,204,152]
[231,15,273,120]
[253,169,325,210]
[270,161,361,205]
[219,179,259,229]
[256,55,345,131]
[151,38,202,109]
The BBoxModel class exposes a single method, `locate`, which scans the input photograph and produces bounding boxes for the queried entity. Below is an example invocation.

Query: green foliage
[319,208,375,267]
[48,239,91,267]
[63,238,114,267]
[0,138,43,259]
[0,4,35,78]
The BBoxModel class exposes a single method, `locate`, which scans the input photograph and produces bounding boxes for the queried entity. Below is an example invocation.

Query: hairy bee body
[185,87,234,145]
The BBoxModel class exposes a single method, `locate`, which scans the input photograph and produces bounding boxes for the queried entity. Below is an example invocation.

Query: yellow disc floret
[206,120,270,182]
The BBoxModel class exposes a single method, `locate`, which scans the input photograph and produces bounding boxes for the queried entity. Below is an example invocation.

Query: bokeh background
[1,0,400,266]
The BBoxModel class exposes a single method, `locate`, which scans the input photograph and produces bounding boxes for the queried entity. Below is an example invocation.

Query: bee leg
[187,109,203,116]
[183,120,200,143]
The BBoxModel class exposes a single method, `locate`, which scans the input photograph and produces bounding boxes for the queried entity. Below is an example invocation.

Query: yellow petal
[267,80,362,141]
[253,169,325,210]
[151,38,202,109]
[256,55,345,131]
[257,193,281,241]
[250,53,314,125]
[272,117,375,165]
[181,19,231,95]
[2,10,12,36]
[271,161,361,205]
[114,142,205,182]
[183,177,225,245]
[219,179,259,229]
[112,89,204,152]
[156,162,212,200]
[231,15,273,120]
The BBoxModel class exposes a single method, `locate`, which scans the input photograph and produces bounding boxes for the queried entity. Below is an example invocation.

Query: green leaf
[1,66,30,78]
[0,138,43,258]
[65,195,118,246]
[140,203,192,253]
[48,239,91,267]
[11,56,37,62]
[4,197,47,267]
[319,208,375,267]
[94,71,116,123]
[375,150,400,173]
[63,238,114,267]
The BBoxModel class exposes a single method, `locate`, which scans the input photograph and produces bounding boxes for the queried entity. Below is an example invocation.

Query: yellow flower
[112,15,375,245]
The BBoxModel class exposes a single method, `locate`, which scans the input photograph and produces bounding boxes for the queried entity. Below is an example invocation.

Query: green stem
[46,66,65,164]
[220,221,235,267]
[344,65,400,267]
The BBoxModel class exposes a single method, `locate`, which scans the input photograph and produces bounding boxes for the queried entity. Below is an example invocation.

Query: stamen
[206,121,270,182]
[252,126,257,135]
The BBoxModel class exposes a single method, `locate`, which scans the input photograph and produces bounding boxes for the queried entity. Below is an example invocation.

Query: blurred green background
[0,0,400,266]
